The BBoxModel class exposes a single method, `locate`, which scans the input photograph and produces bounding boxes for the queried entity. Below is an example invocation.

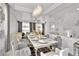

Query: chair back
[10,39,19,55]
[59,48,69,56]
[40,52,46,56]
[16,32,22,41]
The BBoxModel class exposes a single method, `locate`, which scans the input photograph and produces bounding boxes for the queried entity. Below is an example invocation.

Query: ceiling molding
[42,3,62,15]
[9,3,32,13]
[14,5,32,13]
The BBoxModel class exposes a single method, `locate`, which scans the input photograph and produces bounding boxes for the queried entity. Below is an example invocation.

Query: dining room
[1,3,79,56]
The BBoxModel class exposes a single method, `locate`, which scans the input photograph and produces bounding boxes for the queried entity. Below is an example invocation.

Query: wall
[44,18,50,35]
[0,3,7,55]
[0,3,11,53]
[49,10,79,55]
[10,8,18,34]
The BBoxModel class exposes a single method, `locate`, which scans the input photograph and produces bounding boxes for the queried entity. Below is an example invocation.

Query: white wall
[0,3,7,54]
[10,8,18,34]
[49,10,79,55]
[49,9,79,37]
[44,18,50,35]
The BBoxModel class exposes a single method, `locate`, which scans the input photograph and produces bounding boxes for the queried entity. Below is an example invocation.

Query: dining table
[27,35,58,56]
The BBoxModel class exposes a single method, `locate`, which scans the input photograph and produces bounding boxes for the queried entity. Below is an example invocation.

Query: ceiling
[9,3,79,19]
[49,3,79,16]
[9,3,62,16]
[14,3,53,10]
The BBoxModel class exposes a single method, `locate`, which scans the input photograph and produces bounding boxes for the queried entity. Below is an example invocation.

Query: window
[18,21,45,35]
[36,23,42,33]
[22,22,30,33]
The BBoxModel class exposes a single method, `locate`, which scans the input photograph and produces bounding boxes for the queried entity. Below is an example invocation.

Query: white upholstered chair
[6,32,31,56]
[59,48,69,56]
[40,48,69,56]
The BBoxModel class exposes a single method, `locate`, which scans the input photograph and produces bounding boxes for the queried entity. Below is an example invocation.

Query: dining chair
[10,39,31,56]
[6,32,31,56]
[10,39,19,56]
[54,36,62,49]
[40,48,69,56]
[16,32,22,41]
[59,48,69,56]
[40,52,46,56]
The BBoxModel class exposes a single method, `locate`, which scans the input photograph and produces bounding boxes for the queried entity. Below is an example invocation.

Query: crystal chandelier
[32,5,42,17]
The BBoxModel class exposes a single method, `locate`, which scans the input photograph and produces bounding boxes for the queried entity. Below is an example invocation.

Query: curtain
[18,21,22,32]
[33,23,36,31]
[30,22,32,32]
[42,23,45,35]
[30,22,36,32]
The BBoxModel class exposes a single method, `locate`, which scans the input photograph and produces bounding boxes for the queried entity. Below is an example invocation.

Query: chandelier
[32,5,42,17]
